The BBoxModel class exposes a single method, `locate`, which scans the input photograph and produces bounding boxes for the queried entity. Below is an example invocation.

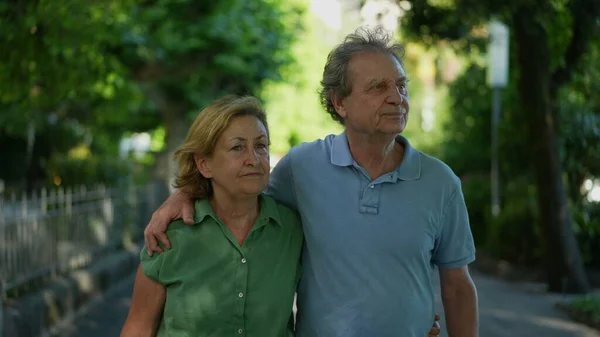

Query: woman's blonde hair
[173,95,269,199]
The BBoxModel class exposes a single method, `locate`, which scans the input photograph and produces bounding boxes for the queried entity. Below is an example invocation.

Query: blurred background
[0,0,599,336]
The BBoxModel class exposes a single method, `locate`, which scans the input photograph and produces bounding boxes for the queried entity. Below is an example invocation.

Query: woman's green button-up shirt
[140,194,304,337]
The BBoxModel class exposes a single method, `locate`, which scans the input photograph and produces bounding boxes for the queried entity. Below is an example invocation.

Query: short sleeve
[139,243,168,284]
[432,182,476,269]
[266,151,298,210]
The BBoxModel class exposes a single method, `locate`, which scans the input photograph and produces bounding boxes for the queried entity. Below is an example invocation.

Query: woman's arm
[120,264,166,337]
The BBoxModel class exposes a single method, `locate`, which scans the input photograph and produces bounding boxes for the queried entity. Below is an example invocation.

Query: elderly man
[144,27,478,337]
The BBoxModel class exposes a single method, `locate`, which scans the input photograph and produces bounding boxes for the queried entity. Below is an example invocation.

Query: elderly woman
[120,95,441,337]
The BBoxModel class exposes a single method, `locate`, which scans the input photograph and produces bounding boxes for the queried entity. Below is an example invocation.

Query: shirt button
[370,185,374,188]
[241,258,247,264]
[238,292,244,297]
[238,328,243,334]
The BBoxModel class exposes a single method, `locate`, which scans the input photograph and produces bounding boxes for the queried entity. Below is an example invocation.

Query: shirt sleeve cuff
[436,254,476,269]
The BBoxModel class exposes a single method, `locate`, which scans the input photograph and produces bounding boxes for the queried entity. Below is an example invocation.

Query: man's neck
[345,129,405,180]
[210,190,260,230]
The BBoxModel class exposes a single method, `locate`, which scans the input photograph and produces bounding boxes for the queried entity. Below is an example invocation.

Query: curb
[2,247,140,337]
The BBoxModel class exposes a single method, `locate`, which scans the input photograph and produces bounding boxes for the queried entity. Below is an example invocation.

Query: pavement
[51,270,600,337]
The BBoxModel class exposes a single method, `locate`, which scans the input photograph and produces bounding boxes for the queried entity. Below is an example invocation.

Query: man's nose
[387,86,403,105]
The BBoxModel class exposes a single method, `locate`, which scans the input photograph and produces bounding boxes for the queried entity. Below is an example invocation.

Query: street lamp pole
[487,19,509,217]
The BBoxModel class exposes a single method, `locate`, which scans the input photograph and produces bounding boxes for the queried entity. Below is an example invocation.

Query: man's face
[335,52,410,135]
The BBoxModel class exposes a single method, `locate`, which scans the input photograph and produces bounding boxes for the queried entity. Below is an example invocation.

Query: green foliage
[566,295,600,328]
[261,9,343,154]
[437,48,600,267]
[123,0,304,113]
[572,296,600,316]
[460,173,491,246]
[44,153,133,187]
[0,0,141,136]
[0,0,306,187]
[399,0,600,274]
[573,202,600,268]
[440,64,491,175]
[485,178,543,266]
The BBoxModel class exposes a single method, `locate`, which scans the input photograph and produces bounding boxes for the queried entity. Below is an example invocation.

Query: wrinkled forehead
[348,51,406,84]
[220,115,269,141]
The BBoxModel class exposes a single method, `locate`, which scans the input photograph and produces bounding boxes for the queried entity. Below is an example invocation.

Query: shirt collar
[394,135,421,181]
[330,132,421,181]
[193,194,283,227]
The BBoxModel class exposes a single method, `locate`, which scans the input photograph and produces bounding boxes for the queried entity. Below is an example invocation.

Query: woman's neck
[210,190,260,231]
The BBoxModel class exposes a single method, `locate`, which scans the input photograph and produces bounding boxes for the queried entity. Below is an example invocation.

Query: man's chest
[294,167,444,259]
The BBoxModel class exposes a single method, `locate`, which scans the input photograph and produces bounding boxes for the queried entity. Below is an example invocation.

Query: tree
[0,0,304,189]
[0,0,153,188]
[116,0,304,185]
[399,0,600,293]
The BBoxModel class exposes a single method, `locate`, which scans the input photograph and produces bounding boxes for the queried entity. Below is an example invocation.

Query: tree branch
[551,0,600,88]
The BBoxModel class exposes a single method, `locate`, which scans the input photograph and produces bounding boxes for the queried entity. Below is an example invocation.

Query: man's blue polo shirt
[266,132,476,337]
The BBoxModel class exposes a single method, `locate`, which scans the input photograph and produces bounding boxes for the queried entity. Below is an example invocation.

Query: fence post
[40,188,47,215]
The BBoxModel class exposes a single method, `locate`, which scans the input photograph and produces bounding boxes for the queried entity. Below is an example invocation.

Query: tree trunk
[163,111,189,192]
[139,83,190,194]
[513,12,590,293]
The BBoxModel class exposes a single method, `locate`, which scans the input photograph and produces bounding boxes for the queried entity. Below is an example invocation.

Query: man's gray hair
[318,26,406,124]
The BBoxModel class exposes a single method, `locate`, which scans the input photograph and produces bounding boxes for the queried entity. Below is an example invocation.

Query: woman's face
[197,115,270,198]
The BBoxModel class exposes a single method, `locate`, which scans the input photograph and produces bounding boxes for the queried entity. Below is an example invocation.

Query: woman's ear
[194,153,212,178]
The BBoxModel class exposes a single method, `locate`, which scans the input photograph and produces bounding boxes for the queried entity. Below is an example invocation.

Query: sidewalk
[53,270,599,337]
[434,271,599,337]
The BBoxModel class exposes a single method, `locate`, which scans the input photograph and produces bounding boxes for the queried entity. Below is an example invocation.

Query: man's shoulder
[416,150,461,185]
[287,134,337,160]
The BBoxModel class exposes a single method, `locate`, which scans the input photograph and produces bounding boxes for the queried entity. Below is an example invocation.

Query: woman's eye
[231,145,242,151]
[256,143,267,149]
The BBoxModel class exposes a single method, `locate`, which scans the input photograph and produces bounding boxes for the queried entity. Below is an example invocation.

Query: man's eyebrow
[369,76,407,85]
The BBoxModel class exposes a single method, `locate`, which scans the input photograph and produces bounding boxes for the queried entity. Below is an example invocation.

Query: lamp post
[487,19,509,217]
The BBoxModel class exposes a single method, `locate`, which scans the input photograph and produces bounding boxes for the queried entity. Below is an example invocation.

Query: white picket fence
[0,181,166,296]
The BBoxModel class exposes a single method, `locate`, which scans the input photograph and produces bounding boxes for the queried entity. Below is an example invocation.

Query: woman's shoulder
[165,198,213,233]
[165,219,191,233]
[261,194,297,215]
[261,194,302,232]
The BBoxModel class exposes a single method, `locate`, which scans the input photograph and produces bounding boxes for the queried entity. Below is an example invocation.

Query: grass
[559,295,600,330]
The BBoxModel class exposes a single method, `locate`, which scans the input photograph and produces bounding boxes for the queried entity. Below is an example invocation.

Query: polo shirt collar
[395,135,421,181]
[193,194,283,226]
[330,132,355,167]
[330,132,421,181]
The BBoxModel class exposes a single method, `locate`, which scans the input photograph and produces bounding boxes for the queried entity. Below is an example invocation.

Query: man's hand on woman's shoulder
[144,190,196,256]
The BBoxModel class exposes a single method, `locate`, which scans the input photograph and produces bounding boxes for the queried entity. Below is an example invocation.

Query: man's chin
[379,123,406,135]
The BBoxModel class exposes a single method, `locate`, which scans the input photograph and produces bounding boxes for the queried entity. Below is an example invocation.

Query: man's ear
[194,153,212,178]
[331,93,347,119]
